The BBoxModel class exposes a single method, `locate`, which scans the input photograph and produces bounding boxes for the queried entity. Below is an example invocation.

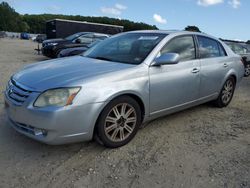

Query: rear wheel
[214,77,235,108]
[244,64,250,77]
[96,96,141,148]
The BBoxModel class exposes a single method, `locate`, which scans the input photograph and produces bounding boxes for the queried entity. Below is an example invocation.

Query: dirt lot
[0,38,249,188]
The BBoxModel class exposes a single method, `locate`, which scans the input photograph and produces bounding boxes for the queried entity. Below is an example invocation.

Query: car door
[196,35,228,98]
[149,35,201,114]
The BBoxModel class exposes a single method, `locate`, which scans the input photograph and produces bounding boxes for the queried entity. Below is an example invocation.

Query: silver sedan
[4,30,244,148]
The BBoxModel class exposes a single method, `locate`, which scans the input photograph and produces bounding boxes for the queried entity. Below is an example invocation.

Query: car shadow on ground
[0,101,214,154]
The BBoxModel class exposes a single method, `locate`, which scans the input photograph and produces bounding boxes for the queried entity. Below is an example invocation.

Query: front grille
[6,79,32,105]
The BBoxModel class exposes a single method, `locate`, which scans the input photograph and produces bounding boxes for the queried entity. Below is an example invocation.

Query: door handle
[223,63,228,67]
[191,68,200,73]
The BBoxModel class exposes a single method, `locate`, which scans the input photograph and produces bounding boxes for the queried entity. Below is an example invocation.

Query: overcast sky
[1,0,249,41]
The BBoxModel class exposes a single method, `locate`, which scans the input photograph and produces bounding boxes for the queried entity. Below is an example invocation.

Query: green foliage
[23,14,158,34]
[0,2,30,32]
[0,2,158,34]
[246,40,250,44]
[184,25,201,32]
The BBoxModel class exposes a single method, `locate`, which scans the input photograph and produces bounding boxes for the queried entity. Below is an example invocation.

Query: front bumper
[41,46,56,58]
[4,92,105,145]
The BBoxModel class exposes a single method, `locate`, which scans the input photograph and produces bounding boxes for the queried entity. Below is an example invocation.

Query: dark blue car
[20,32,30,40]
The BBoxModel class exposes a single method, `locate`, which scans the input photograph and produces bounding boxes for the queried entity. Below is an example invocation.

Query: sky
[1,0,249,41]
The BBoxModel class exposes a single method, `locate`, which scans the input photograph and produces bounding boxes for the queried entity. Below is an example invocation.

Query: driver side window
[160,36,196,62]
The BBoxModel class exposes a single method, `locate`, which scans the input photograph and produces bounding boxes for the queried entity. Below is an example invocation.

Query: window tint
[160,36,195,62]
[197,36,221,58]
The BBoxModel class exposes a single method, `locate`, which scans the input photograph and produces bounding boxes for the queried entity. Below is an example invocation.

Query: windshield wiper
[93,56,113,62]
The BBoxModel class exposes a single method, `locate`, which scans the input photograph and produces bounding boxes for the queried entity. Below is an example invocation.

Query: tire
[244,64,250,77]
[214,77,235,108]
[95,96,141,148]
[55,49,62,58]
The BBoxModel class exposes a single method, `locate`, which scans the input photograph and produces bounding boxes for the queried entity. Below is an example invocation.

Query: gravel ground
[0,38,249,188]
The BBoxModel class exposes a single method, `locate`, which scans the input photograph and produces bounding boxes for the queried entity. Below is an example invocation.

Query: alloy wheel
[245,64,250,76]
[104,103,137,142]
[221,79,234,104]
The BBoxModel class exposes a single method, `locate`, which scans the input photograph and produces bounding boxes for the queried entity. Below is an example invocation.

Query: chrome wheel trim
[221,79,234,104]
[245,64,250,76]
[104,103,137,142]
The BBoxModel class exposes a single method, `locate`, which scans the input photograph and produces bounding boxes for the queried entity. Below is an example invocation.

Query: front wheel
[96,96,141,148]
[214,77,235,108]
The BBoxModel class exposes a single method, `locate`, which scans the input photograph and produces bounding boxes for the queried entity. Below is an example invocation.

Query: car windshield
[65,33,86,41]
[227,43,248,54]
[243,44,250,52]
[83,33,167,65]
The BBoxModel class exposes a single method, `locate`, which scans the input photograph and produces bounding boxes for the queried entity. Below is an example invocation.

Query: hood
[43,39,72,47]
[13,56,135,91]
[43,38,66,43]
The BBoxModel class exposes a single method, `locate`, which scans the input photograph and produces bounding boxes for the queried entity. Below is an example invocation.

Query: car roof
[127,30,219,40]
[75,32,109,37]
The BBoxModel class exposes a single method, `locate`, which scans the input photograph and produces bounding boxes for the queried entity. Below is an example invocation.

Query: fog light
[34,128,47,136]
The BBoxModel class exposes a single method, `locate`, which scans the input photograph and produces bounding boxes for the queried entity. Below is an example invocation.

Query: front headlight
[49,42,58,46]
[34,87,81,107]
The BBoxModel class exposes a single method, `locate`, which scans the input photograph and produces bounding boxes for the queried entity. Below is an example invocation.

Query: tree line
[0,2,158,34]
[1,1,248,43]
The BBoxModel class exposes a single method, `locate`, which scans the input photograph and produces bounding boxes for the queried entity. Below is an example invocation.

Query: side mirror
[153,53,180,66]
[75,38,81,44]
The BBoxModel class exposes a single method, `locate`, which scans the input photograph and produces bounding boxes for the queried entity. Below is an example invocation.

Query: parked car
[57,39,103,58]
[35,34,47,43]
[224,41,250,77]
[20,32,30,40]
[42,32,109,58]
[4,31,244,148]
[0,31,7,38]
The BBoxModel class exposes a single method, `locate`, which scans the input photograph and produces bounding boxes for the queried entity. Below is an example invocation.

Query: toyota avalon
[4,31,245,148]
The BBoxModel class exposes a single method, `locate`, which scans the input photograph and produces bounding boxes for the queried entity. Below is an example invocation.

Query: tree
[0,2,158,34]
[0,2,31,32]
[246,40,250,44]
[22,14,158,33]
[184,25,201,32]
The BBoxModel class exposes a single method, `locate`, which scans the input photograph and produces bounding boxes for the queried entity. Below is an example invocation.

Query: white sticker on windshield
[138,36,159,40]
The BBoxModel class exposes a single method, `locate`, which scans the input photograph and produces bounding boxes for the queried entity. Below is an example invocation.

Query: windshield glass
[243,44,250,52]
[227,42,248,54]
[83,33,167,65]
[65,33,85,41]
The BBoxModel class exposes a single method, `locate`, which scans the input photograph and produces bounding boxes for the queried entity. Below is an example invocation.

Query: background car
[0,31,7,38]
[5,31,244,148]
[57,39,103,58]
[20,32,30,40]
[224,40,250,77]
[35,34,47,43]
[42,32,109,58]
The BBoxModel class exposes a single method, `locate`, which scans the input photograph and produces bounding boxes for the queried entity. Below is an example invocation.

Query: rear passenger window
[160,36,195,62]
[197,36,221,59]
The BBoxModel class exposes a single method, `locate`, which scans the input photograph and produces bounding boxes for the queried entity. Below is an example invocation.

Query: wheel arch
[222,69,238,88]
[92,92,146,139]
